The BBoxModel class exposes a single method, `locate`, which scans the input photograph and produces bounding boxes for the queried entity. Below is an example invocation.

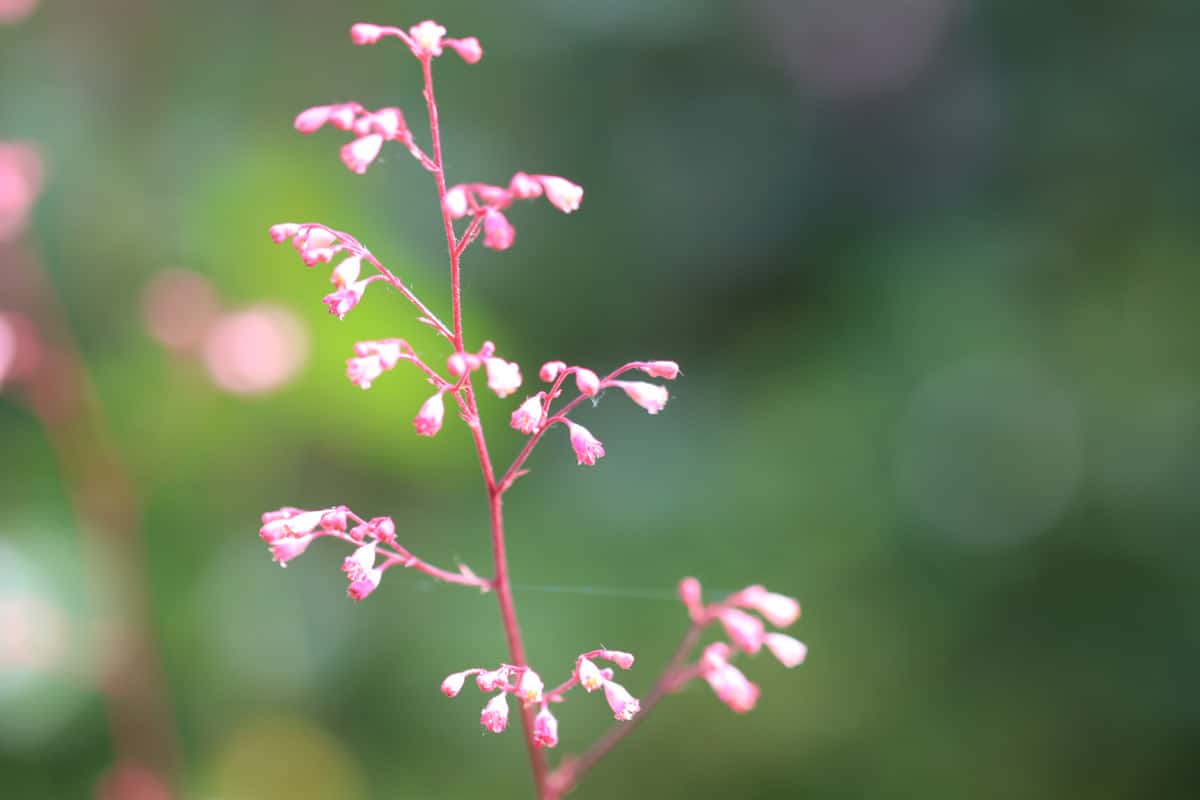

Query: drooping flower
[322,280,368,319]
[566,421,605,466]
[764,633,807,668]
[483,208,515,250]
[480,693,509,733]
[510,394,545,434]
[330,255,362,289]
[532,707,558,748]
[269,534,315,566]
[342,541,377,581]
[575,368,600,398]
[539,360,567,382]
[517,668,544,704]
[536,176,583,214]
[441,669,479,697]
[346,355,385,389]
[602,680,641,721]
[610,380,667,414]
[509,172,543,199]
[259,508,331,543]
[476,667,508,692]
[577,657,604,692]
[444,185,469,218]
[445,36,483,64]
[737,585,801,628]
[340,134,384,174]
[599,650,635,670]
[704,662,760,714]
[413,391,446,437]
[347,567,383,601]
[639,360,681,380]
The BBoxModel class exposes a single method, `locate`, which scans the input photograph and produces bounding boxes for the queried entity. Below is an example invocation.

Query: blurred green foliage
[2,0,1199,797]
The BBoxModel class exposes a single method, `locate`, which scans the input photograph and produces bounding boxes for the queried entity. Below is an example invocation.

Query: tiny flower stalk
[260,17,801,800]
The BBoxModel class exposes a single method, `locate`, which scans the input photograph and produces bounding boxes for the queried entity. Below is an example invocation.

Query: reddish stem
[420,54,550,797]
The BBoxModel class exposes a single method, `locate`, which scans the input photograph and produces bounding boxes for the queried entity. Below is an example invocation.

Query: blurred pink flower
[141,269,222,353]
[202,305,308,395]
[0,0,39,25]
[0,141,44,243]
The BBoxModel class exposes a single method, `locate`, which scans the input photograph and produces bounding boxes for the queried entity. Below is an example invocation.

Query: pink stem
[419,54,549,798]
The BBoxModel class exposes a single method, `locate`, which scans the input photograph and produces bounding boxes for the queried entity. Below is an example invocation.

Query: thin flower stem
[547,623,707,798]
[420,54,550,798]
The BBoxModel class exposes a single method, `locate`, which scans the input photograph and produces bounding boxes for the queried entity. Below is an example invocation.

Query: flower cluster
[350,20,482,63]
[443,172,583,251]
[258,505,487,599]
[441,649,639,747]
[294,103,426,174]
[677,578,806,714]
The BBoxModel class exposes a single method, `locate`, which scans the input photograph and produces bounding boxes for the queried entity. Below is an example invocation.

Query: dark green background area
[3,0,1199,797]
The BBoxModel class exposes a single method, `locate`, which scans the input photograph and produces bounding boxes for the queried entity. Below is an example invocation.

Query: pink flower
[536,175,583,213]
[575,368,600,397]
[483,208,515,250]
[510,395,545,434]
[347,567,382,601]
[350,23,388,45]
[269,222,300,243]
[259,508,329,542]
[577,657,604,692]
[409,20,447,57]
[443,186,469,219]
[517,668,544,703]
[476,667,508,692]
[533,707,558,748]
[602,680,641,721]
[678,577,703,615]
[738,585,801,628]
[485,357,522,398]
[639,360,681,380]
[342,541,377,581]
[269,534,314,566]
[539,360,567,382]
[441,669,478,697]
[480,693,509,733]
[346,355,384,389]
[567,421,605,466]
[610,380,668,414]
[355,338,408,369]
[358,107,408,141]
[599,650,635,670]
[764,633,807,668]
[369,516,397,544]
[330,255,362,289]
[340,134,384,174]
[414,392,446,436]
[294,105,333,134]
[704,663,759,714]
[719,608,765,654]
[322,281,367,319]
[445,36,483,64]
[320,507,349,533]
[327,103,361,131]
[508,172,543,200]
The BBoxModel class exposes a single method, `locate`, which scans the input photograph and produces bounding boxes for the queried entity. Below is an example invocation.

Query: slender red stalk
[419,54,550,797]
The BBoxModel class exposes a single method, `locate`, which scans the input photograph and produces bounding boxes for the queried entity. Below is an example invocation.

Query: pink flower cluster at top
[441,648,640,746]
[677,578,806,713]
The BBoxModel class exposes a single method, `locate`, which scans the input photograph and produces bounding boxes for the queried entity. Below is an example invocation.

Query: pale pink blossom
[764,633,807,668]
[322,280,368,319]
[539,360,567,382]
[575,368,600,397]
[369,516,397,544]
[350,23,388,45]
[517,668,544,703]
[294,105,334,134]
[328,104,361,131]
[577,657,604,692]
[599,650,635,670]
[483,208,515,250]
[346,355,385,389]
[445,36,483,64]
[413,391,446,436]
[536,175,583,214]
[738,585,801,628]
[610,380,668,414]
[340,134,384,174]
[639,360,681,380]
[321,507,349,533]
[485,357,522,398]
[678,577,703,615]
[441,669,478,697]
[342,541,377,581]
[476,667,508,692]
[719,608,765,654]
[704,662,759,714]
[269,534,315,566]
[602,680,641,721]
[567,421,605,466]
[330,255,362,289]
[409,20,447,57]
[356,338,408,369]
[480,693,509,733]
[443,186,469,218]
[508,172,543,200]
[347,567,383,601]
[700,641,732,673]
[260,508,330,542]
[532,707,558,748]
[358,107,407,140]
[510,395,545,434]
[269,222,300,243]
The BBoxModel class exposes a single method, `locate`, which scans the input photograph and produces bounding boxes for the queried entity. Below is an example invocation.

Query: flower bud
[719,608,765,654]
[610,380,667,414]
[602,680,641,721]
[340,134,384,175]
[480,693,509,734]
[640,360,680,380]
[574,368,600,397]
[508,171,543,199]
[350,23,386,45]
[536,175,583,214]
[483,208,515,250]
[532,707,558,748]
[444,186,469,219]
[764,633,807,668]
[577,657,604,692]
[441,670,476,697]
[539,360,567,382]
[294,105,333,134]
[413,391,446,437]
[446,36,483,64]
[600,650,635,670]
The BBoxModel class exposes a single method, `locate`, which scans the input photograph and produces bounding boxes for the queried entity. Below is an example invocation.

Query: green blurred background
[3,0,1200,797]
